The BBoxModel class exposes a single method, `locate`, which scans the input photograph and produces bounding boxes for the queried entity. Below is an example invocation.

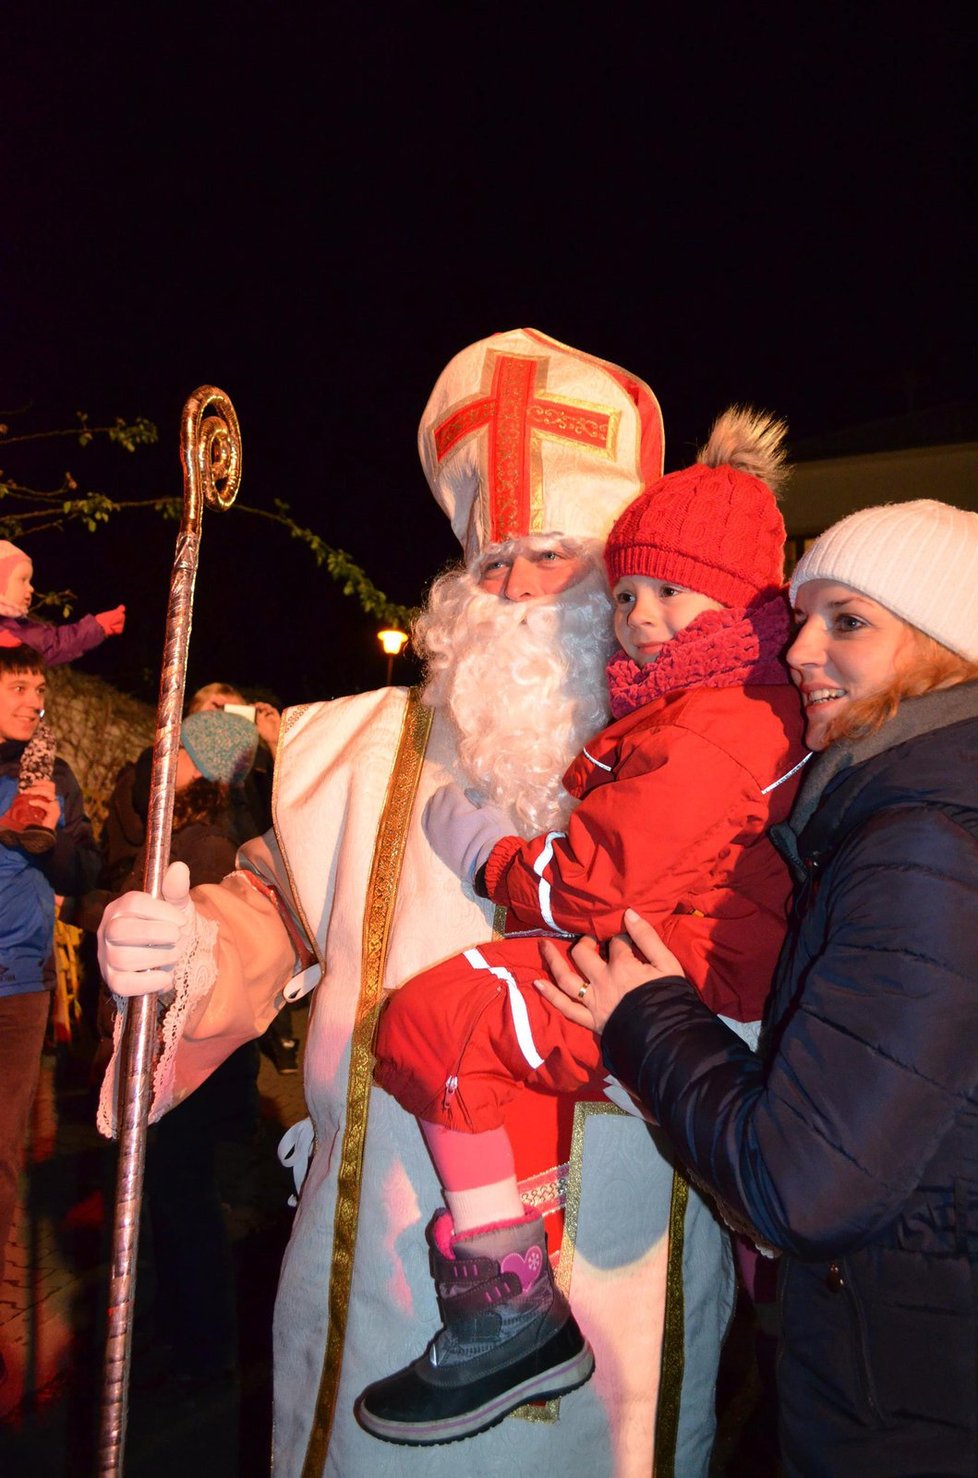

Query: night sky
[5,4,975,707]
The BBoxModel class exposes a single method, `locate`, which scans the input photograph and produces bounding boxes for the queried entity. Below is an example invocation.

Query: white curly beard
[414,539,615,838]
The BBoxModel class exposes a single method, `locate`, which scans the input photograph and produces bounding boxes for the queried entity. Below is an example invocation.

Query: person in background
[186,681,281,837]
[98,679,298,1072]
[0,644,100,1299]
[119,709,262,1388]
[538,498,978,1477]
[0,539,126,665]
[0,540,125,850]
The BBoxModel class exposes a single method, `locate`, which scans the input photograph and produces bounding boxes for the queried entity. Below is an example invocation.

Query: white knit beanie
[0,539,28,585]
[789,500,978,662]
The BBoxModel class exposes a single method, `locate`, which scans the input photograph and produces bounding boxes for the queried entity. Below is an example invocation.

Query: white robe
[113,687,733,1478]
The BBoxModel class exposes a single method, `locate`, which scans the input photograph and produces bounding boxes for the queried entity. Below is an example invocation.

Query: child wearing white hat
[0,540,125,662]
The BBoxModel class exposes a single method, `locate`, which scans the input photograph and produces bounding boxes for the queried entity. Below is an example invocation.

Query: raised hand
[254,700,282,753]
[95,604,126,637]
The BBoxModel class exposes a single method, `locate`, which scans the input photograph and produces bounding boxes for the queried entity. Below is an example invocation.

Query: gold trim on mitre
[431,345,622,552]
[526,392,622,536]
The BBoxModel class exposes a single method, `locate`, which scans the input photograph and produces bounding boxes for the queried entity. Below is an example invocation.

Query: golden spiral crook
[180,385,243,525]
[99,382,244,1478]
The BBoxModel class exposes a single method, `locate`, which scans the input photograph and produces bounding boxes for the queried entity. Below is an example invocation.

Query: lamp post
[378,627,408,684]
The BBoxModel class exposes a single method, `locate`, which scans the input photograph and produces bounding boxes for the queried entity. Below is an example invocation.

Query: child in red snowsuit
[356,408,808,1448]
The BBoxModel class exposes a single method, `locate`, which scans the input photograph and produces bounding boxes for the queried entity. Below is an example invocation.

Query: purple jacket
[0,613,105,666]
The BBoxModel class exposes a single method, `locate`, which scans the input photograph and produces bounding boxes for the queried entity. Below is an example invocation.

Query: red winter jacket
[483,684,807,1020]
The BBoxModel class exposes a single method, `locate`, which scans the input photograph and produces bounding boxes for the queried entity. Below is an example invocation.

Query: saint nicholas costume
[101,330,744,1477]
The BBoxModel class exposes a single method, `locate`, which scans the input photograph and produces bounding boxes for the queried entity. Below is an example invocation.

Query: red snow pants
[373,935,607,1132]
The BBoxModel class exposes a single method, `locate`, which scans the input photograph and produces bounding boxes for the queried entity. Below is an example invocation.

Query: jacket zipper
[836,1257,883,1423]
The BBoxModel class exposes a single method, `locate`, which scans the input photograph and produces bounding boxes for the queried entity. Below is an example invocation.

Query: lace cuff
[684,1162,779,1258]
[96,914,220,1138]
[602,1074,657,1122]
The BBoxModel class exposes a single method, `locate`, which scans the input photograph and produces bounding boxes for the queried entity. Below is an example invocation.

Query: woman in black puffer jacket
[536,499,978,1477]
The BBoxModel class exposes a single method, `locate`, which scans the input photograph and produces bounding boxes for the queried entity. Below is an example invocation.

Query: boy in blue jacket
[0,644,100,1290]
[0,540,124,848]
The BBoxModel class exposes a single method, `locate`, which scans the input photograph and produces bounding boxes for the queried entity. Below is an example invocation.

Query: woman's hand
[535,908,686,1033]
[254,701,282,754]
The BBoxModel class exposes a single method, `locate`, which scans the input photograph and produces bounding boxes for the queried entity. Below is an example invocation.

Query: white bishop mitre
[418,328,665,561]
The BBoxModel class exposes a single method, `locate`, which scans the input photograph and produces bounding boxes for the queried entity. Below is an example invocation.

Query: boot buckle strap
[439,1270,521,1316]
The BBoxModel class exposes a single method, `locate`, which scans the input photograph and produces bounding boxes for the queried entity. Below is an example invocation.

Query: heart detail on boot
[500,1244,544,1292]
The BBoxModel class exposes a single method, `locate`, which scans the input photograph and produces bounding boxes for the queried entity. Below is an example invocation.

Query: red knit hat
[604,407,789,608]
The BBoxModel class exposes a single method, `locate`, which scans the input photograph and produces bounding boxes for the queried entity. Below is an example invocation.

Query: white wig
[414,536,614,836]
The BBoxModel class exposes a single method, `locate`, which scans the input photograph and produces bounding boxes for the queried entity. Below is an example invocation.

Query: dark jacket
[124,818,238,895]
[0,740,101,996]
[100,743,272,895]
[0,612,106,666]
[603,683,978,1477]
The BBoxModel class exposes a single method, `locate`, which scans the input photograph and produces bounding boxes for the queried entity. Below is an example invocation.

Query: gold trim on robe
[653,1170,689,1477]
[301,690,433,1477]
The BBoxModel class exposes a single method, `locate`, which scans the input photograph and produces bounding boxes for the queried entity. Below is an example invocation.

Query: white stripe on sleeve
[532,831,565,932]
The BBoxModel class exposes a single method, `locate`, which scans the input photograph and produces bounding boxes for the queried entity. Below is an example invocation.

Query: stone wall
[45,668,155,833]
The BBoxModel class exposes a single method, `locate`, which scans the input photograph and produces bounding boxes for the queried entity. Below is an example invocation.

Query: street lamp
[378,627,409,684]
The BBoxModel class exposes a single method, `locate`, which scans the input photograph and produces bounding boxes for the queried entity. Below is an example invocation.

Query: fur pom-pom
[697,406,789,498]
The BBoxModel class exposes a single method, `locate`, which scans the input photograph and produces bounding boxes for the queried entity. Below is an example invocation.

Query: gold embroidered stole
[653,1169,689,1477]
[301,689,433,1477]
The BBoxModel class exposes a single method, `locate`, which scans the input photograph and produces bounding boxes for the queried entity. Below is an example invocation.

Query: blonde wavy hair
[821,627,978,746]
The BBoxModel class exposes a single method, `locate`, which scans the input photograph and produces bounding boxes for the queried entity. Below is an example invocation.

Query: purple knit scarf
[606,592,793,719]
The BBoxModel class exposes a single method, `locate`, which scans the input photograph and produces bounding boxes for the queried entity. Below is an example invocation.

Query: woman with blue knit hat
[180,709,259,787]
[538,498,978,1475]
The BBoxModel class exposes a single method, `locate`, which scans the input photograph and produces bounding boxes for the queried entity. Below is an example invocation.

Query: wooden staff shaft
[98,387,241,1476]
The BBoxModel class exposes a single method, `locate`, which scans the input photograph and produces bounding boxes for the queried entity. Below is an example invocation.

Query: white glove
[97,860,197,996]
[422,785,510,883]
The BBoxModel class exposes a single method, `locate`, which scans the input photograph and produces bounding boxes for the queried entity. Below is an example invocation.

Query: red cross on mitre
[432,350,621,544]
